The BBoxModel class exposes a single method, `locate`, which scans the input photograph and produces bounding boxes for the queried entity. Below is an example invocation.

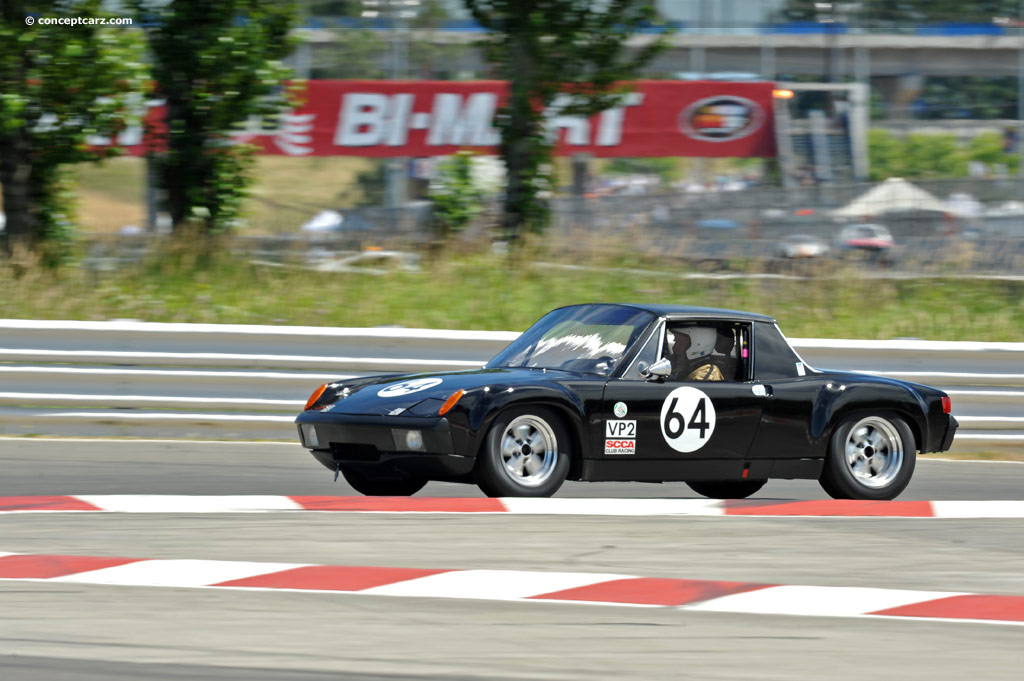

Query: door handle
[752,383,772,397]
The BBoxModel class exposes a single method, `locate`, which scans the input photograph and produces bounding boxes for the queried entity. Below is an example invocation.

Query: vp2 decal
[659,386,716,453]
[605,419,636,455]
[605,420,636,438]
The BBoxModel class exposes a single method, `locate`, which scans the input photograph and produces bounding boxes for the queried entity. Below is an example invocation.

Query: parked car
[296,303,957,500]
[775,234,829,259]
[836,223,896,264]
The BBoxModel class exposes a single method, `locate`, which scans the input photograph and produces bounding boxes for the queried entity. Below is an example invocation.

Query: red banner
[120,80,777,158]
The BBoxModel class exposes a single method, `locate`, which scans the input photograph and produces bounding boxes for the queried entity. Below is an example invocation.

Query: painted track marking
[4,495,1024,518]
[1,551,1021,626]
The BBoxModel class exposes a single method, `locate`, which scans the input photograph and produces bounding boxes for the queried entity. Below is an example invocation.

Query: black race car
[296,304,957,500]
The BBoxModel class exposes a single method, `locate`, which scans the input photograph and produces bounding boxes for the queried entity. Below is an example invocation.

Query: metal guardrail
[0,318,1021,449]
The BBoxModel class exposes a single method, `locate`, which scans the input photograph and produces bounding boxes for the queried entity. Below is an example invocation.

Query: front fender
[443,384,589,461]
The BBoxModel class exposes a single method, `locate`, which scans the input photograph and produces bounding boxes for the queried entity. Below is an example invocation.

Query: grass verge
[2,242,1023,340]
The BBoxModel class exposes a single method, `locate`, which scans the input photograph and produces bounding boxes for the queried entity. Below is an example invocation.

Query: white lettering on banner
[386,94,414,146]
[545,95,590,145]
[274,113,316,156]
[332,90,644,149]
[546,93,644,147]
[596,93,644,146]
[427,93,500,146]
[336,93,389,146]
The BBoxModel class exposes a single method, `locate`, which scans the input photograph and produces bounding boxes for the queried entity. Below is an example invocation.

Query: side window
[620,322,664,381]
[664,322,749,382]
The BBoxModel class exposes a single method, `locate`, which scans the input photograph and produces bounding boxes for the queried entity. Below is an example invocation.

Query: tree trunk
[162,94,190,229]
[0,0,35,257]
[501,28,535,240]
[0,130,38,257]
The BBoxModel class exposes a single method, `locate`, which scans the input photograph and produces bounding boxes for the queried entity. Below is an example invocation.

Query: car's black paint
[295,303,958,498]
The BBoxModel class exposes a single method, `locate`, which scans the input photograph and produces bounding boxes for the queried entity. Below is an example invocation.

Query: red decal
[871,595,1024,623]
[0,496,102,512]
[0,554,141,579]
[724,500,935,517]
[289,496,507,513]
[529,577,772,606]
[214,565,450,591]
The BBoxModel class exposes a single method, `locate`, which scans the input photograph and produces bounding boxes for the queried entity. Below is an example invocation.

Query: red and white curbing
[1,551,1022,626]
[3,495,1024,518]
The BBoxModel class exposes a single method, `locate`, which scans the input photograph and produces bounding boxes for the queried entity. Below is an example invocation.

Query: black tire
[341,466,427,497]
[685,480,767,499]
[819,413,916,500]
[475,406,572,498]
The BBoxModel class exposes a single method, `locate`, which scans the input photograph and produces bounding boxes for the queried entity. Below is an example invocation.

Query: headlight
[393,429,425,451]
[300,424,319,448]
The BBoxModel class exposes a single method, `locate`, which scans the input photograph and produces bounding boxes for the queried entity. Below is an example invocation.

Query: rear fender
[818,384,926,451]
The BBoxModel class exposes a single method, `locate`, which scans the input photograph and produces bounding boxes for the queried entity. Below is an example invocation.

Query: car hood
[314,367,585,416]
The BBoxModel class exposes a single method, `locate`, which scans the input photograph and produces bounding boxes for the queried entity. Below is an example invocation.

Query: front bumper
[294,411,474,481]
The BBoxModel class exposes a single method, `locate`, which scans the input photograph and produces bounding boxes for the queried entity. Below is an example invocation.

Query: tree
[429,151,483,240]
[463,1,666,239]
[0,0,147,260]
[132,0,300,233]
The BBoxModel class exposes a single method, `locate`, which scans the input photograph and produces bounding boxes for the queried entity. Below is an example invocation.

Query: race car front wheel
[820,413,916,500]
[475,407,571,497]
[685,480,767,499]
[341,466,427,496]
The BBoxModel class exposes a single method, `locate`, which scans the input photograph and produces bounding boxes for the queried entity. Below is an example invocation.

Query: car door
[599,321,766,462]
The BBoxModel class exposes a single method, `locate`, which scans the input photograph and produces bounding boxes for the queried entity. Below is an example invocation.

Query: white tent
[832,177,950,219]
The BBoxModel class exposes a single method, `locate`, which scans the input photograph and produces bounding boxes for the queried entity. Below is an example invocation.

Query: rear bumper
[939,416,959,452]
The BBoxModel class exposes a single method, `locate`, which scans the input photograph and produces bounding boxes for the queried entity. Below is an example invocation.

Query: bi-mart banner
[118,80,777,158]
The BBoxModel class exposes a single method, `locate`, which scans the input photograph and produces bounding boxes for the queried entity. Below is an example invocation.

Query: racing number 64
[660,386,717,453]
[664,396,711,439]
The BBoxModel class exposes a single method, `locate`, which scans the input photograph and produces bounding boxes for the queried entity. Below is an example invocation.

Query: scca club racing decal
[659,387,716,453]
[679,95,764,143]
[605,419,636,455]
[377,377,443,398]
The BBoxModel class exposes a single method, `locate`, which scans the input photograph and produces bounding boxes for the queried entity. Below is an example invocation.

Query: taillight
[438,389,465,416]
[941,395,952,414]
[304,383,329,411]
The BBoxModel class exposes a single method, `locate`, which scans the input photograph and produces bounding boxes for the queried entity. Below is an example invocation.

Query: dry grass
[68,156,376,234]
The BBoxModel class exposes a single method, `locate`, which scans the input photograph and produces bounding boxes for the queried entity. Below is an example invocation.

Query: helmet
[685,327,717,360]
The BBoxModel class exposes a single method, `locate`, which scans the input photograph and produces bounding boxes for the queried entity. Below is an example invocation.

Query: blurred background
[2,0,1024,335]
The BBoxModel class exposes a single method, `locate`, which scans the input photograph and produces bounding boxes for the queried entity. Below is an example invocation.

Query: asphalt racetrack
[1,438,1023,680]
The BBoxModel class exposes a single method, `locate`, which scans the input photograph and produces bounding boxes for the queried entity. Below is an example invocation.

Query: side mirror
[639,357,672,381]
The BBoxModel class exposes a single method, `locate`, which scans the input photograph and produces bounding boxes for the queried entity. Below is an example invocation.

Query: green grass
[2,243,1023,340]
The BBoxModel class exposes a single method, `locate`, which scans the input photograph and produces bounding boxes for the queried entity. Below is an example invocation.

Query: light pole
[361,0,421,209]
[1018,0,1024,184]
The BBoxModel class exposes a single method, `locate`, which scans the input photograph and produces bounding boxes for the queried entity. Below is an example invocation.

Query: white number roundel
[377,377,443,398]
[659,386,716,453]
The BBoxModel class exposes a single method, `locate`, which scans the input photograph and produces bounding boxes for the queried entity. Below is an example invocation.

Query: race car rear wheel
[685,480,767,499]
[340,466,427,496]
[820,413,916,500]
[475,407,571,498]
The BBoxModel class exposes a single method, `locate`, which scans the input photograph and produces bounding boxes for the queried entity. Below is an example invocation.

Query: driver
[667,327,725,381]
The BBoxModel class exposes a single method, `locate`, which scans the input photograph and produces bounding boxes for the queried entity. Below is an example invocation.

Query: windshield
[487,305,656,376]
